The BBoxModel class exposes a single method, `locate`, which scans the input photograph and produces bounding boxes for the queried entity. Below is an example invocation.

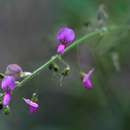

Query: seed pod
[48,63,59,72]
[61,66,70,76]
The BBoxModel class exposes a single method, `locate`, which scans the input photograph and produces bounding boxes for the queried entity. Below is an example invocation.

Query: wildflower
[5,64,23,79]
[1,76,16,92]
[23,98,39,113]
[57,44,65,54]
[2,93,11,106]
[56,27,75,54]
[81,68,94,89]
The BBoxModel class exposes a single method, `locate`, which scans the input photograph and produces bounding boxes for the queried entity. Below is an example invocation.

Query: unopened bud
[20,72,32,78]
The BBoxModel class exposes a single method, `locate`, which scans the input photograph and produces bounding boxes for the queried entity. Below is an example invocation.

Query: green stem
[17,25,129,88]
[18,55,59,87]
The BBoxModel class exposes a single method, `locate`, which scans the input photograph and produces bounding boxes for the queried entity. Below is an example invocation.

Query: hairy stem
[17,25,129,88]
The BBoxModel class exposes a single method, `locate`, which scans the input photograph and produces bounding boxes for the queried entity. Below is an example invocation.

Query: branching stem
[17,25,129,88]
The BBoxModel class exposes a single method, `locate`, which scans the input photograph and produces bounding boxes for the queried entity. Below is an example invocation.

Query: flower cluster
[0,26,96,115]
[0,64,38,114]
[1,64,23,107]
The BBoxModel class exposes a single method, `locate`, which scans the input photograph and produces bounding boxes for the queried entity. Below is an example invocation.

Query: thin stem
[17,55,59,87]
[17,25,129,88]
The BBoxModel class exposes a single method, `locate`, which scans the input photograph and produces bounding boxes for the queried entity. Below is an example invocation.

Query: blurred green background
[0,0,130,130]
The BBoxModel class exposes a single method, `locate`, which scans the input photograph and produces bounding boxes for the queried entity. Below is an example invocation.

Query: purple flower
[82,68,94,89]
[2,93,11,106]
[56,27,75,45]
[5,64,23,79]
[23,98,39,113]
[1,76,16,92]
[56,27,75,54]
[57,44,65,54]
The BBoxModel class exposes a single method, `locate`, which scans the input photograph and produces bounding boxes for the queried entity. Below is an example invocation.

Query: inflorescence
[0,21,128,115]
[0,27,96,115]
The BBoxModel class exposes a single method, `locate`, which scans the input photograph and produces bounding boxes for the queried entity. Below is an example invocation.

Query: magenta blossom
[56,27,75,54]
[23,98,39,113]
[1,76,16,92]
[57,44,65,54]
[82,68,94,89]
[56,27,75,44]
[2,93,11,106]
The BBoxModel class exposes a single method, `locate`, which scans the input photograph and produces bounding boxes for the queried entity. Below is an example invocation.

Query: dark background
[0,0,130,130]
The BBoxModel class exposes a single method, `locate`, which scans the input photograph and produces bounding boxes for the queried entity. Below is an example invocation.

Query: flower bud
[2,93,11,106]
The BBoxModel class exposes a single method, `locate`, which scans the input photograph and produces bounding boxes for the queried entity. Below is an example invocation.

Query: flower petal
[2,93,11,106]
[57,44,65,54]
[56,27,75,45]
[23,98,39,108]
[1,76,16,92]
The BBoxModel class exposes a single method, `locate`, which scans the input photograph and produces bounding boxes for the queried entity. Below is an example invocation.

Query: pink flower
[23,98,39,113]
[56,27,75,45]
[57,44,65,54]
[2,93,11,106]
[1,76,16,92]
[82,68,94,89]
[56,27,75,54]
